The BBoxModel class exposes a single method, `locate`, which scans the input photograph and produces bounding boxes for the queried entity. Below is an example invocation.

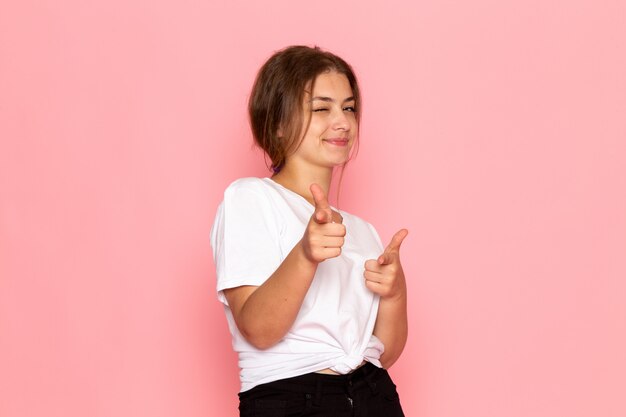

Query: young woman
[211,45,408,417]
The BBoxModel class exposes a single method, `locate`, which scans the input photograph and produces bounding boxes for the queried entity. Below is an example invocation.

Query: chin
[329,159,350,168]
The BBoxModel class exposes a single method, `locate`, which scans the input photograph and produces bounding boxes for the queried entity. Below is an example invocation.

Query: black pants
[238,363,405,417]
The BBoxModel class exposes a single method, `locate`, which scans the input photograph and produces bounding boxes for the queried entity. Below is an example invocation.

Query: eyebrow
[309,96,355,103]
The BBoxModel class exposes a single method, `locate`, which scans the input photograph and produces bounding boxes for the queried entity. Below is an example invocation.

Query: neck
[271,163,333,206]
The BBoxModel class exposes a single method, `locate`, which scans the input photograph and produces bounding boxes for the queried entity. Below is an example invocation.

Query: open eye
[343,106,356,112]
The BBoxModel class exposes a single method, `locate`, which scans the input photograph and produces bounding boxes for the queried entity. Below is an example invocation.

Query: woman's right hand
[301,183,346,263]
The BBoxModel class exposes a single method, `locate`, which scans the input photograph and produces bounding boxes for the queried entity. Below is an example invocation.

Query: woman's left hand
[364,229,409,300]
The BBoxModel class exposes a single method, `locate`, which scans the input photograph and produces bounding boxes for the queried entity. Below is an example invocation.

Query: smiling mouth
[323,138,349,146]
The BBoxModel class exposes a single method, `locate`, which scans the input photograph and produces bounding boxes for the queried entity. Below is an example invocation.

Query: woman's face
[287,70,357,171]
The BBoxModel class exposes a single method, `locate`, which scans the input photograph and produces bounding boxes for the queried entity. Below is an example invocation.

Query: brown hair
[248,45,361,173]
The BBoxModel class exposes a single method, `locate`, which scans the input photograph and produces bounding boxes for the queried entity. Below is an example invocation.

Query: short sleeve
[210,179,282,305]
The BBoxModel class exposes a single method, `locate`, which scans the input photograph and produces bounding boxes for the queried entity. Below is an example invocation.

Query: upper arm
[210,179,283,304]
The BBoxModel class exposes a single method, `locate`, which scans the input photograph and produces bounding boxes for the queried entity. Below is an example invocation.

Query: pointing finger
[384,229,408,254]
[310,183,330,210]
[310,183,332,224]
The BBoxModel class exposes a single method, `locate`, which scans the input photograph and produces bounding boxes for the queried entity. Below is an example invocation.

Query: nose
[332,108,351,131]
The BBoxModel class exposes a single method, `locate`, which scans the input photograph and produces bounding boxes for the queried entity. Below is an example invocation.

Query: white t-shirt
[210,177,385,392]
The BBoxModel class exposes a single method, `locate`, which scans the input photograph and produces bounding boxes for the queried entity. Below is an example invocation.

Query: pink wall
[1,1,625,416]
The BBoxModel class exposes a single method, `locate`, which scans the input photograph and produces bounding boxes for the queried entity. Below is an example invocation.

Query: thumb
[310,183,331,224]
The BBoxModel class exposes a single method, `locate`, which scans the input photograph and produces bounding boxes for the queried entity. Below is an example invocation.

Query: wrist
[295,240,320,270]
[380,288,407,303]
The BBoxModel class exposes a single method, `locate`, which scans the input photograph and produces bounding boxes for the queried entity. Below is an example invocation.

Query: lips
[323,138,349,146]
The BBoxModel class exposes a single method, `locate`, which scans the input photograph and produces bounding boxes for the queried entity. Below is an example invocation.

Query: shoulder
[221,177,281,214]
[222,177,274,201]
[224,177,267,194]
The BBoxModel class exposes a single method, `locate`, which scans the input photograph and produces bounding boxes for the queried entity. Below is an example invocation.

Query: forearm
[235,241,318,349]
[373,293,408,368]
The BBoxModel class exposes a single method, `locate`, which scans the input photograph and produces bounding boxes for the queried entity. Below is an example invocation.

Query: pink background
[1,1,625,416]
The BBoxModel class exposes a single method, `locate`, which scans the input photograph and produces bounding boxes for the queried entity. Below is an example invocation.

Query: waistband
[239,362,383,398]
